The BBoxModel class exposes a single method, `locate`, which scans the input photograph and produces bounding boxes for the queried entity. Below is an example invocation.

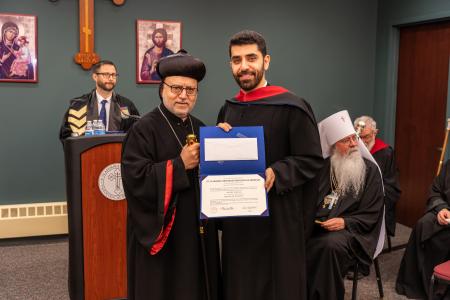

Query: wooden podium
[64,134,127,300]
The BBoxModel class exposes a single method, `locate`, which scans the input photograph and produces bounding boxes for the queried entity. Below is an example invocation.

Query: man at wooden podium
[59,60,139,140]
[121,50,220,300]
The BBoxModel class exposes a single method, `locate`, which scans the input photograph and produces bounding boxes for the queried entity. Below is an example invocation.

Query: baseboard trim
[0,202,68,239]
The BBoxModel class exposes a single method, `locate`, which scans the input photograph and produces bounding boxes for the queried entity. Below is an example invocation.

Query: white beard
[330,149,366,196]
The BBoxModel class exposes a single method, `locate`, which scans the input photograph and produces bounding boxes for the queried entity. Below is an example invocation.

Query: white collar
[96,91,112,103]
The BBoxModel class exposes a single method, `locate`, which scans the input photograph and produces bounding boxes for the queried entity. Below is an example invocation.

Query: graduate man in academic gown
[396,160,450,299]
[59,60,139,141]
[354,115,401,237]
[307,110,384,300]
[121,50,221,300]
[217,30,324,300]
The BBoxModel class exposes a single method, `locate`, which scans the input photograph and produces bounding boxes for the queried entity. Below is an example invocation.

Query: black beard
[98,81,115,92]
[233,68,264,91]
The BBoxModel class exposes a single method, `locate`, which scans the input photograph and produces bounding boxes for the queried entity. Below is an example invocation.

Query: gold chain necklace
[158,104,195,149]
[323,165,341,209]
[330,166,341,196]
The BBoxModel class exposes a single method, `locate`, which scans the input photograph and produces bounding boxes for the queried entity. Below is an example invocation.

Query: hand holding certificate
[199,126,269,219]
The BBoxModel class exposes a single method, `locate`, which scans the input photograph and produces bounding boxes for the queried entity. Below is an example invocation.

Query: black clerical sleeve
[426,160,450,213]
[121,122,189,253]
[269,107,323,194]
[373,147,401,235]
[343,162,384,238]
[376,148,401,207]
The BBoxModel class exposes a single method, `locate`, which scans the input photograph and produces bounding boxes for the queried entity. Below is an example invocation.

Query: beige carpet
[344,223,412,300]
[0,224,414,300]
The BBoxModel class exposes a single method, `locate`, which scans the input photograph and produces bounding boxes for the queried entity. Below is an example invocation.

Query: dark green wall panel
[375,0,450,144]
[0,0,377,204]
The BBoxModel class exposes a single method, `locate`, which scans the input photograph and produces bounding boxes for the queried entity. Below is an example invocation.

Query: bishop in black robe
[121,51,221,300]
[396,160,450,299]
[217,85,324,300]
[122,104,220,300]
[306,157,384,300]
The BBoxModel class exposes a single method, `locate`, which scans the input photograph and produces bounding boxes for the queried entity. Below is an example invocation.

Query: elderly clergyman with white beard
[306,110,384,300]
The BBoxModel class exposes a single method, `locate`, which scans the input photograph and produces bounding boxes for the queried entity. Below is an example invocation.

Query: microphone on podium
[116,102,141,120]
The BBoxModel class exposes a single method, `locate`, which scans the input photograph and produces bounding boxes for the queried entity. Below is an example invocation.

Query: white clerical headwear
[318,110,357,158]
[318,110,376,166]
[319,110,385,257]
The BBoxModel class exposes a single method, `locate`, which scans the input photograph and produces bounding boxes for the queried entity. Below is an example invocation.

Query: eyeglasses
[163,82,198,96]
[96,73,119,79]
[338,134,358,145]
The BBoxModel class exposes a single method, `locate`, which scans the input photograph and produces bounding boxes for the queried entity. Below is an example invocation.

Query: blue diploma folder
[199,126,269,219]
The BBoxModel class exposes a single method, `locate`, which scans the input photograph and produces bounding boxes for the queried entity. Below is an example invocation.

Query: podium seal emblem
[98,163,125,201]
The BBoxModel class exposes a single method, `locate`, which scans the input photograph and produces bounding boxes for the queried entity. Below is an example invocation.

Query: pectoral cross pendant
[323,192,339,209]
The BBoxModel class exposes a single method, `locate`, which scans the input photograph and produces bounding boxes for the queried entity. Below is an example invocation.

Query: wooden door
[395,21,450,227]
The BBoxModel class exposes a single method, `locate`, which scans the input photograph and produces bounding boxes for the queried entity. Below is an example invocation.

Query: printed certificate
[199,126,268,219]
[201,174,267,218]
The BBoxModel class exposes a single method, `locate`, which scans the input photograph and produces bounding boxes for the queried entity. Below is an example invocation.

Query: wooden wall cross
[74,0,125,70]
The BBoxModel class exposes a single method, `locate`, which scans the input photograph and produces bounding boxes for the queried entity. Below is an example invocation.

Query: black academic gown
[371,139,401,236]
[306,158,384,300]
[121,104,221,300]
[59,90,139,141]
[396,160,450,299]
[217,86,324,300]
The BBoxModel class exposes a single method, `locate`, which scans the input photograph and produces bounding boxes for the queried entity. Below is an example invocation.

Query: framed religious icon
[0,13,37,82]
[136,20,181,84]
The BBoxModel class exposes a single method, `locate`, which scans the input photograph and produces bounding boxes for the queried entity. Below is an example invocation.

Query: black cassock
[396,160,450,299]
[121,104,221,300]
[217,86,324,300]
[306,158,384,300]
[371,138,401,236]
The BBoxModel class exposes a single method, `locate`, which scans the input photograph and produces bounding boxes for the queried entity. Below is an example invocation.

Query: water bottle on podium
[85,121,94,136]
[98,120,106,135]
[93,120,100,135]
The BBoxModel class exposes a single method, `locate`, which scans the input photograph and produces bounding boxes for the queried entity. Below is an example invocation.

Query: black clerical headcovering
[156,49,206,82]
